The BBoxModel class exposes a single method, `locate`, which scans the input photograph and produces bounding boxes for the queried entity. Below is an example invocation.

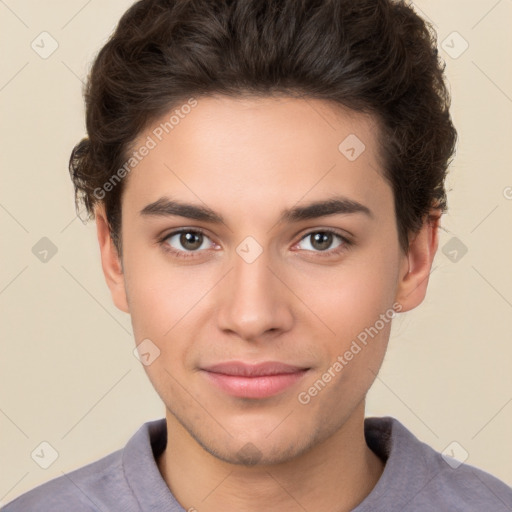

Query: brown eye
[162,229,214,256]
[298,230,346,252]
[311,232,334,251]
[179,231,203,251]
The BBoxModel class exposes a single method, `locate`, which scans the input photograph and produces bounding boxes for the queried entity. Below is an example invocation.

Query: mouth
[200,361,310,399]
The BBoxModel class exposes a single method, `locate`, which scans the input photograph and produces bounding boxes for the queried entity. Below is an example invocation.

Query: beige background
[1,0,511,504]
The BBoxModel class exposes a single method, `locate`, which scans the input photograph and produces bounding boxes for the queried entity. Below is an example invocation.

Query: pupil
[181,232,202,250]
[312,232,332,251]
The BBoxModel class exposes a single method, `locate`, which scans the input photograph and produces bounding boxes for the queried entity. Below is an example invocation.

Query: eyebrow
[139,195,374,224]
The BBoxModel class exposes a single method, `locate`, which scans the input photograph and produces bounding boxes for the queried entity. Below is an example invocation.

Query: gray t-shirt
[2,416,511,511]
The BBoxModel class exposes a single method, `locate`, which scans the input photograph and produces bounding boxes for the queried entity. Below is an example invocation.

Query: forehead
[122,95,393,224]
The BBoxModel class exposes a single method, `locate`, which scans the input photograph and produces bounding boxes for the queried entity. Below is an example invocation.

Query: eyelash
[157,228,352,260]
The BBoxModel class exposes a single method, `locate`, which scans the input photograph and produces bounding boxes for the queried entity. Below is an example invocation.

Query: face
[98,95,427,465]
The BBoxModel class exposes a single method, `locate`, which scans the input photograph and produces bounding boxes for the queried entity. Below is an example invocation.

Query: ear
[95,204,130,313]
[394,210,441,313]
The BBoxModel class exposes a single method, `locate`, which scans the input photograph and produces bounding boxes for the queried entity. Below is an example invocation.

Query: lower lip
[202,370,309,399]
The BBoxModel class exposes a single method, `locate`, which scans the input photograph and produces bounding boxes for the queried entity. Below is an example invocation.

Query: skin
[95,95,440,512]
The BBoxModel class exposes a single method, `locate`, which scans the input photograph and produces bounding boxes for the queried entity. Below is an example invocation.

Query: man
[3,0,511,510]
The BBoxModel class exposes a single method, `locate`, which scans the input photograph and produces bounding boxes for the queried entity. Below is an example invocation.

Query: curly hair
[69,0,457,257]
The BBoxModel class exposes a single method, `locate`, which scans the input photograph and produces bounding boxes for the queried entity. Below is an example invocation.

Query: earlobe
[395,212,441,313]
[95,204,130,313]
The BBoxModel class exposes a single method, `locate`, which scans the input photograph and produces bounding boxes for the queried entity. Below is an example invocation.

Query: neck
[156,402,385,512]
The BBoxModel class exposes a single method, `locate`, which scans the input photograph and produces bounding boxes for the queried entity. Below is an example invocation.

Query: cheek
[122,246,194,355]
[127,274,196,393]
[296,250,398,342]
[323,253,398,387]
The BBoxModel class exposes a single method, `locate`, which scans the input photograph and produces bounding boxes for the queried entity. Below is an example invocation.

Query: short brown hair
[69,0,457,257]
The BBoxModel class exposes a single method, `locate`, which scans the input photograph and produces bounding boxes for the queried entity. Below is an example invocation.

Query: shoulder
[1,418,169,512]
[418,444,512,510]
[1,448,131,512]
[363,416,512,511]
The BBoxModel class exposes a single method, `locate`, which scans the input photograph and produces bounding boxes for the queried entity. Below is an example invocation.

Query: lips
[201,361,310,399]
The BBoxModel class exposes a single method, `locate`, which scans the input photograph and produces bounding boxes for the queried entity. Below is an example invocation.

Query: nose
[216,246,294,342]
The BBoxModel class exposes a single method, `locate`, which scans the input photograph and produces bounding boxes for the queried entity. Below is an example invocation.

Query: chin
[183,418,323,467]
[201,438,309,467]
